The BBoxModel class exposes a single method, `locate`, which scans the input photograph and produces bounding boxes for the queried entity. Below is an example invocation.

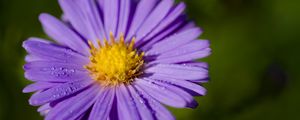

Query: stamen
[130,40,136,51]
[110,32,115,44]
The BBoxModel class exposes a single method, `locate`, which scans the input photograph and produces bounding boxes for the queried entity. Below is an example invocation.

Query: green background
[1,0,300,120]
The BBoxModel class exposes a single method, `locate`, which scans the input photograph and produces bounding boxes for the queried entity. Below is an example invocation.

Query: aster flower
[22,0,211,120]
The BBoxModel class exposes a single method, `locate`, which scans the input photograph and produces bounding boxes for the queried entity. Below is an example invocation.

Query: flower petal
[88,88,115,120]
[45,85,99,120]
[127,86,155,120]
[116,0,131,37]
[23,82,61,93]
[135,79,189,108]
[24,61,89,82]
[147,40,210,57]
[133,85,175,120]
[146,28,202,54]
[58,0,92,40]
[29,80,93,106]
[116,84,140,120]
[180,62,209,69]
[103,0,119,36]
[76,0,107,42]
[25,55,42,62]
[148,74,207,95]
[126,0,159,40]
[138,2,186,45]
[23,38,89,64]
[150,48,211,64]
[38,103,52,116]
[139,17,186,50]
[147,39,211,63]
[179,21,197,32]
[39,13,90,55]
[145,64,208,81]
[135,0,174,41]
[143,78,197,108]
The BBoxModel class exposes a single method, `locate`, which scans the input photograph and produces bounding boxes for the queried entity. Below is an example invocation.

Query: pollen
[85,33,145,86]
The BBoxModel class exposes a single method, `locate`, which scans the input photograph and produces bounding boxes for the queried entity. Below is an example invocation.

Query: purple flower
[22,0,211,120]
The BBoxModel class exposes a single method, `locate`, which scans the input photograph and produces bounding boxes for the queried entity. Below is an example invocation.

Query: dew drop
[139,99,145,104]
[51,67,56,70]
[70,69,75,73]
[59,67,64,71]
[68,110,74,114]
[52,95,58,98]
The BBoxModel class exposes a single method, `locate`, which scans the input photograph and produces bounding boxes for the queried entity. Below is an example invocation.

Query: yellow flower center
[85,33,145,86]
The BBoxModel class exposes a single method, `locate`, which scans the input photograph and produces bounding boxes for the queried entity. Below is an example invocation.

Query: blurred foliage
[1,0,300,120]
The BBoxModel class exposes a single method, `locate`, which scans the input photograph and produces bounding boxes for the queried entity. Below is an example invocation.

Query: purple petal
[145,64,208,81]
[103,0,119,36]
[135,0,174,41]
[29,80,93,106]
[135,79,189,108]
[97,0,105,9]
[146,40,210,63]
[39,13,90,56]
[179,62,210,83]
[38,103,52,116]
[147,40,210,57]
[139,17,186,50]
[76,0,107,42]
[116,84,140,120]
[126,0,159,40]
[139,2,186,44]
[146,28,202,54]
[133,85,175,120]
[25,55,42,62]
[149,48,211,64]
[180,62,209,69]
[24,61,90,82]
[23,82,61,93]
[58,0,91,41]
[45,85,99,120]
[148,74,207,95]
[141,78,197,108]
[89,88,115,120]
[116,0,131,37]
[57,87,98,120]
[178,21,197,32]
[38,103,51,113]
[23,38,89,65]
[127,86,155,120]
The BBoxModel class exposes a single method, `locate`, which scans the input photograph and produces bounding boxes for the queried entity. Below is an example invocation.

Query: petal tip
[22,88,28,93]
[39,13,51,22]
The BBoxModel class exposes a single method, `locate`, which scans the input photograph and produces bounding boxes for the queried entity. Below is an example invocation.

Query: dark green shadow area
[1,0,300,120]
